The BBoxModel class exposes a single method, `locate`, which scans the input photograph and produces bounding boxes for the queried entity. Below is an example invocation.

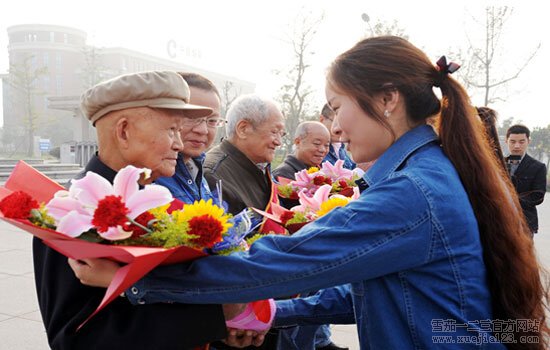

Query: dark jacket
[273,154,308,209]
[33,155,226,350]
[204,140,274,215]
[272,154,308,181]
[506,153,547,232]
[204,141,283,350]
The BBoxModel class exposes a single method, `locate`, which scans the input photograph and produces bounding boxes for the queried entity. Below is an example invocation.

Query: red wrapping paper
[0,161,214,329]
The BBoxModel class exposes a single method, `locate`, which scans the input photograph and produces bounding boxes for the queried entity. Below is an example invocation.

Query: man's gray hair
[226,94,278,139]
[294,121,328,140]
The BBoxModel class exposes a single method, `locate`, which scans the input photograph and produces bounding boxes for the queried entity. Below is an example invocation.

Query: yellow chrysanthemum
[306,166,320,174]
[316,196,351,217]
[174,199,232,234]
[148,203,171,220]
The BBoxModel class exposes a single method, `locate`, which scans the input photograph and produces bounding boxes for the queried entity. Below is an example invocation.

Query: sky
[1,0,549,129]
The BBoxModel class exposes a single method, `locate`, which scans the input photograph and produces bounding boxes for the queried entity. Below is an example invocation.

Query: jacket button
[187,179,193,185]
[130,287,139,295]
[137,299,146,305]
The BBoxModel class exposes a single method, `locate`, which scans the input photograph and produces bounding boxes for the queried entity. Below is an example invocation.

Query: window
[56,53,62,70]
[50,32,55,42]
[56,75,63,93]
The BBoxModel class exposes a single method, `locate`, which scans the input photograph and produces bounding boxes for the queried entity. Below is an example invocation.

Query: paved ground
[1,199,549,350]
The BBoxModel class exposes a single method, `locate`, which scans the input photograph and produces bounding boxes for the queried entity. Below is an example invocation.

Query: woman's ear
[381,88,400,114]
[114,118,130,149]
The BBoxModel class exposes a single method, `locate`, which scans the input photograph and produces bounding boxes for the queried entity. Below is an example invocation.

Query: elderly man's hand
[68,258,120,288]
[223,328,268,348]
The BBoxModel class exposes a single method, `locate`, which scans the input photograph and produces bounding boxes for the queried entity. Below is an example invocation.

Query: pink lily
[321,159,354,181]
[293,184,333,213]
[46,165,173,240]
[292,168,317,189]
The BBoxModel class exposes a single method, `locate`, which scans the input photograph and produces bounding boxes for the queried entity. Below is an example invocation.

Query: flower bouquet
[257,183,360,234]
[264,160,363,233]
[0,161,274,331]
[277,159,363,200]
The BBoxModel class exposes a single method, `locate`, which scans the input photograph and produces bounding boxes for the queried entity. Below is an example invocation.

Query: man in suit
[505,124,547,234]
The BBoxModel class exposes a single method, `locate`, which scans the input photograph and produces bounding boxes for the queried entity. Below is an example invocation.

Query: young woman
[71,36,548,349]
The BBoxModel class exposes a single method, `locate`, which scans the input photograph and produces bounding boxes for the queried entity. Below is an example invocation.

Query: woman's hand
[68,258,120,288]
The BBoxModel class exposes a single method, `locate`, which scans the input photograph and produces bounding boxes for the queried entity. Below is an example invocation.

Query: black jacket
[204,141,273,215]
[272,155,308,209]
[272,154,307,181]
[506,154,547,232]
[33,155,226,350]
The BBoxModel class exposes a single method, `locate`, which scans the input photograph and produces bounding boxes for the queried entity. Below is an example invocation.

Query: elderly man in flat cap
[33,71,241,350]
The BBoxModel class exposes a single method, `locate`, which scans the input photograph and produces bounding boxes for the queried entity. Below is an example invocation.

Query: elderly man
[33,71,229,350]
[273,121,330,181]
[203,94,285,234]
[156,72,224,204]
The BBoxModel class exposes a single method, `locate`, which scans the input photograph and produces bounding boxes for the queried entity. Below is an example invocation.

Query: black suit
[273,154,308,209]
[506,153,547,233]
[33,155,226,350]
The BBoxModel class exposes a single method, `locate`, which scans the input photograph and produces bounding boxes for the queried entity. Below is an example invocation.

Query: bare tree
[276,11,323,158]
[456,6,540,106]
[6,54,48,156]
[220,81,241,119]
[361,14,409,39]
[81,46,106,89]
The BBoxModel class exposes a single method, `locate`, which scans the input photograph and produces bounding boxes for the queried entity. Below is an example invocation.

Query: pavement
[1,199,550,350]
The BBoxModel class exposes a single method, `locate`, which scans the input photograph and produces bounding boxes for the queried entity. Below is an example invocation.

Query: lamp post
[361,13,374,37]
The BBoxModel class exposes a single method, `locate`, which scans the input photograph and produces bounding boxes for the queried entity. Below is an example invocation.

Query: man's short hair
[226,94,277,138]
[321,103,334,119]
[506,124,530,139]
[294,121,327,140]
[178,72,220,98]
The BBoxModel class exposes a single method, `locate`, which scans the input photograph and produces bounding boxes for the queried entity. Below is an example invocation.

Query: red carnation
[92,195,130,233]
[280,211,295,226]
[339,187,355,198]
[0,191,39,219]
[188,215,224,248]
[124,211,156,238]
[313,176,332,186]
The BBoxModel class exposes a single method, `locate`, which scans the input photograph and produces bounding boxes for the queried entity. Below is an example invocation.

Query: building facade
[1,24,254,155]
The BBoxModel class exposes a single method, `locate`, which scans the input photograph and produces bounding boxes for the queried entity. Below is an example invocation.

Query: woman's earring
[384,110,391,118]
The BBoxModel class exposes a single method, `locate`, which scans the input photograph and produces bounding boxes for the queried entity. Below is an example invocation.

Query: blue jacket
[323,143,356,170]
[128,126,503,349]
[155,153,218,205]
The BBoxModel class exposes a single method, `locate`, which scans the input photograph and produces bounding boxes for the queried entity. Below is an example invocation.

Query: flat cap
[80,71,212,125]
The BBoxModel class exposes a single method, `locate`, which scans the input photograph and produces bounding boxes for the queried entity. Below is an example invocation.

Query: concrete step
[0,169,82,183]
[0,163,81,172]
[0,159,45,165]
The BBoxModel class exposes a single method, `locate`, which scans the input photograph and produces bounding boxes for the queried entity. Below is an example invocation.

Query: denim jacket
[323,143,356,170]
[155,153,218,205]
[128,125,504,349]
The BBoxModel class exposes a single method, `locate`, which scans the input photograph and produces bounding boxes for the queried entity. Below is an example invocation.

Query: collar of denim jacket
[362,125,438,187]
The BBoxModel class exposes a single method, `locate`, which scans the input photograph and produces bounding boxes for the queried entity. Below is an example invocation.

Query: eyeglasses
[183,117,227,129]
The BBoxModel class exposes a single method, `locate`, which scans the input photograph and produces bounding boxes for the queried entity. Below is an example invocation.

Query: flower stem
[126,216,152,234]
